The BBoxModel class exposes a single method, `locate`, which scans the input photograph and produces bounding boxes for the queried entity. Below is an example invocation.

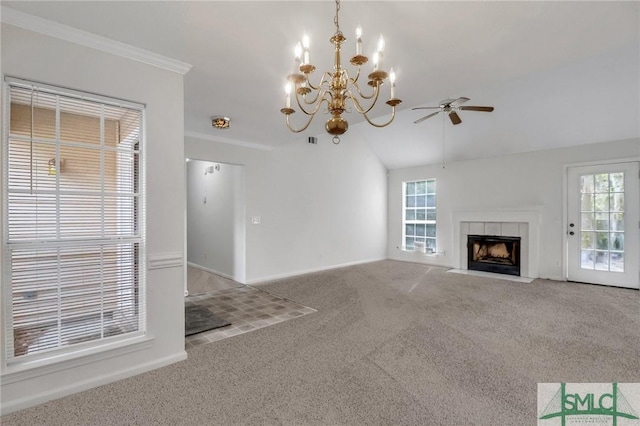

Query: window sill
[400,248,444,257]
[2,334,154,384]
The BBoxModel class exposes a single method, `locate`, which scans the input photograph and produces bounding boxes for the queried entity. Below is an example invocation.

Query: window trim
[1,76,147,371]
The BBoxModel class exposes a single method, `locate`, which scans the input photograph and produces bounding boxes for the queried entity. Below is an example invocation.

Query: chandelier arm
[298,77,331,105]
[285,112,316,133]
[285,98,330,132]
[348,80,378,100]
[347,67,362,86]
[347,85,381,115]
[297,87,322,106]
[361,106,398,128]
[304,72,332,92]
[295,89,329,116]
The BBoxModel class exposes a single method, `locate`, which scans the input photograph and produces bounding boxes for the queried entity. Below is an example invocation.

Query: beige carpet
[2,260,638,425]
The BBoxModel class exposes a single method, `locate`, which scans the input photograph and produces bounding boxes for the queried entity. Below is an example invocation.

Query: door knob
[569,223,575,227]
[569,231,575,236]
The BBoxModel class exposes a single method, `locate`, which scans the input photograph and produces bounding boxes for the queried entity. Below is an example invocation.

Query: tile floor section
[185,285,316,349]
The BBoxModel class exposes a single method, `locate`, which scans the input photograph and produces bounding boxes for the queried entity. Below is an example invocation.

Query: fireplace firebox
[467,235,521,276]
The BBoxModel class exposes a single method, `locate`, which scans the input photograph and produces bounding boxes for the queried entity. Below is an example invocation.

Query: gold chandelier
[280,0,401,144]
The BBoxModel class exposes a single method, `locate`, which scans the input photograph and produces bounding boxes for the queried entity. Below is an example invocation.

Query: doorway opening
[186,159,246,292]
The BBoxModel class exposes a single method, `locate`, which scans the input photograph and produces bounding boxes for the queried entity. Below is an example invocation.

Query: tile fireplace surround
[452,209,542,279]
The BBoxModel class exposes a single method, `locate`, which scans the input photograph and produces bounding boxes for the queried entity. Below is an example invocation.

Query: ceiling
[3,1,639,169]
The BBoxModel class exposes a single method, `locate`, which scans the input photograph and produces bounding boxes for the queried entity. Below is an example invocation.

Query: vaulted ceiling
[3,1,639,169]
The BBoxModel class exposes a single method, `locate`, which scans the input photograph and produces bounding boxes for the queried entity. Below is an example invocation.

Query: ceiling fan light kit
[280,0,401,144]
[412,97,494,125]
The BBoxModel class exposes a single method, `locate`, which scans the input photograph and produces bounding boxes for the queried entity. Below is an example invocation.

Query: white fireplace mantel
[451,208,542,279]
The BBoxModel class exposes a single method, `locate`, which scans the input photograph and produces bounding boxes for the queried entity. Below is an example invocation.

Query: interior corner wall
[1,25,186,412]
[187,160,245,281]
[387,138,640,280]
[184,133,388,284]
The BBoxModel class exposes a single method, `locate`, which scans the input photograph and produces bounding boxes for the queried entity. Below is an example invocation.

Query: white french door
[567,162,639,288]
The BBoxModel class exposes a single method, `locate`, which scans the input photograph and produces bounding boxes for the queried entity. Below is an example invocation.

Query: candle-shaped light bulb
[389,68,396,99]
[302,34,310,65]
[356,25,363,55]
[285,83,292,108]
[377,34,385,53]
[373,51,379,71]
[294,42,302,64]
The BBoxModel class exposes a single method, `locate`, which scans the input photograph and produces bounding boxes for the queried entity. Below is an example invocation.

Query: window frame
[402,178,437,253]
[1,76,147,370]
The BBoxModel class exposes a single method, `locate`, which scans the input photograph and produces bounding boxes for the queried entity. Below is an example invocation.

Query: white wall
[387,138,640,280]
[1,25,186,412]
[186,160,245,281]
[185,133,388,284]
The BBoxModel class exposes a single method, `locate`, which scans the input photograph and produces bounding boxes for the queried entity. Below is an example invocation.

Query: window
[402,179,436,252]
[3,77,145,363]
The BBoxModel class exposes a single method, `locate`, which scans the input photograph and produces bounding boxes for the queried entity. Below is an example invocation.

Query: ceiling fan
[412,97,494,125]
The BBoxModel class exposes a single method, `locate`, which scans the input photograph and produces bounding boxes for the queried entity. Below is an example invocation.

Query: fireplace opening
[467,235,521,276]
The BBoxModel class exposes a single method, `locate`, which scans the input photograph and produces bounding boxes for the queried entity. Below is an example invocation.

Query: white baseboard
[187,262,235,282]
[1,351,187,415]
[246,257,386,285]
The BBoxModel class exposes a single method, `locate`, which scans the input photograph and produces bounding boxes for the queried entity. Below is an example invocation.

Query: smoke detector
[211,116,230,130]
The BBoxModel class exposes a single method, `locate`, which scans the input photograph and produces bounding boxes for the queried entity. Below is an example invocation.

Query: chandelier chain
[334,0,342,35]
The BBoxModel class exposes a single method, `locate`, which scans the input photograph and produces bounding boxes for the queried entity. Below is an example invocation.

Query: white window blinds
[3,78,145,362]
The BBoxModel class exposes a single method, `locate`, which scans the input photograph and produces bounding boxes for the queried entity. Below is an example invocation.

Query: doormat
[185,305,231,336]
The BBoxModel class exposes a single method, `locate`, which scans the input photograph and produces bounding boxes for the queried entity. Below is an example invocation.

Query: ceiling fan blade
[413,111,441,124]
[411,106,441,110]
[450,97,470,106]
[449,111,462,125]
[459,106,494,112]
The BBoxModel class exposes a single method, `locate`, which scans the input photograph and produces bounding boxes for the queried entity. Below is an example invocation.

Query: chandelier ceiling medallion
[280,0,401,144]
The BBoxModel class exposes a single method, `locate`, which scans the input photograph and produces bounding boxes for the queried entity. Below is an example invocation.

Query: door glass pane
[610,233,624,251]
[581,175,594,193]
[609,173,623,192]
[610,253,624,272]
[595,232,609,250]
[595,213,609,230]
[405,210,415,220]
[581,213,594,230]
[581,250,595,269]
[594,194,610,212]
[581,232,594,249]
[581,194,594,211]
[611,193,624,212]
[579,172,625,273]
[610,213,624,231]
[406,182,415,195]
[595,174,609,192]
[595,251,609,270]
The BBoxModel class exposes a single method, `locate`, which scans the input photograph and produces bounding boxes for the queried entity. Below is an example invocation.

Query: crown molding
[184,131,274,151]
[0,6,192,75]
